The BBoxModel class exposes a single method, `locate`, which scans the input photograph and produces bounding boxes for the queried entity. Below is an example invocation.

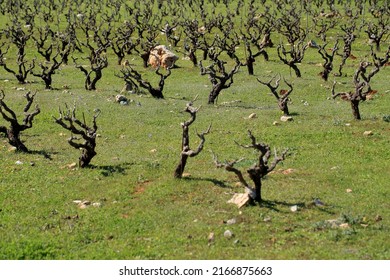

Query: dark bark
[257,75,293,116]
[335,24,356,77]
[290,64,302,78]
[247,167,263,202]
[0,91,40,152]
[0,46,35,84]
[214,130,288,203]
[111,22,139,66]
[174,100,211,178]
[331,47,389,120]
[117,66,171,99]
[53,105,100,168]
[199,58,240,104]
[1,20,35,84]
[33,26,55,62]
[73,55,108,91]
[140,51,150,68]
[246,56,255,76]
[277,41,308,78]
[32,50,68,89]
[351,99,361,120]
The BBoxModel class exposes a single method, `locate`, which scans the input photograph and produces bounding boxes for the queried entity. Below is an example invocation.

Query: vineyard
[0,0,389,259]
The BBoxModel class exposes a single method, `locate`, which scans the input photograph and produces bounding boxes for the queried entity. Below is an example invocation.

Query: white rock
[224,230,233,239]
[363,131,373,136]
[67,162,77,169]
[339,223,350,229]
[248,113,257,119]
[280,116,293,122]
[226,218,237,225]
[227,193,250,208]
[208,232,215,243]
[8,147,17,152]
[263,216,272,222]
[290,205,298,212]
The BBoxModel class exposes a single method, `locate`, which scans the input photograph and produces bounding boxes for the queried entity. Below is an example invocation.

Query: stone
[198,26,206,34]
[78,200,91,209]
[290,205,298,212]
[313,198,325,206]
[8,147,17,152]
[375,215,382,222]
[148,45,178,69]
[363,131,373,136]
[224,230,233,239]
[307,40,319,48]
[79,204,88,209]
[263,216,272,222]
[326,219,340,228]
[115,94,128,103]
[248,113,257,119]
[226,218,237,225]
[208,232,215,244]
[67,162,77,169]
[227,193,250,208]
[280,115,293,122]
[339,223,350,229]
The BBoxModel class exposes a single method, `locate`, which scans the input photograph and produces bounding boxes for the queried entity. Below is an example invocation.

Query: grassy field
[0,0,389,260]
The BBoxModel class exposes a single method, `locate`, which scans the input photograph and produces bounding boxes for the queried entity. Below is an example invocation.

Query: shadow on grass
[181,176,336,214]
[259,200,306,212]
[259,199,336,214]
[28,150,56,160]
[88,162,134,177]
[181,176,232,188]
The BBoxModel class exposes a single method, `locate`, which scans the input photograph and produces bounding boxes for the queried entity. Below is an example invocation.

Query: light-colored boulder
[149,45,178,69]
[280,115,293,122]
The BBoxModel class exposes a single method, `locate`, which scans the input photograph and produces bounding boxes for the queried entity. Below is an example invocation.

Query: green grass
[0,0,390,260]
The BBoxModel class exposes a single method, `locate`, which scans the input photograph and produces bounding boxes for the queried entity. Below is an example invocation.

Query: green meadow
[0,0,389,259]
